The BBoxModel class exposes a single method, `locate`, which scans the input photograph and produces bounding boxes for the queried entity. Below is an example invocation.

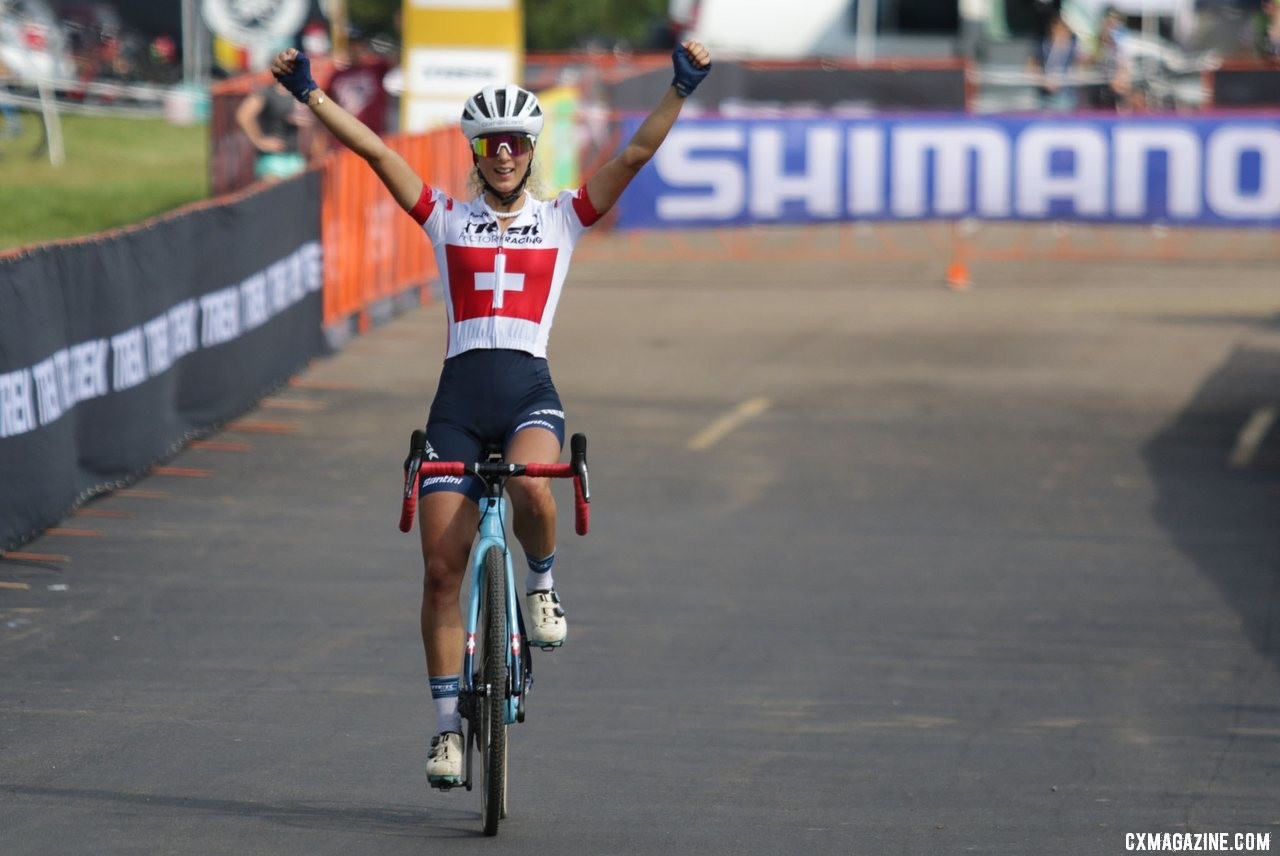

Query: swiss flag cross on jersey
[446,245,559,323]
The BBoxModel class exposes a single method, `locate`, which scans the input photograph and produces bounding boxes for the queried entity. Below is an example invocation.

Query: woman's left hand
[672,40,712,97]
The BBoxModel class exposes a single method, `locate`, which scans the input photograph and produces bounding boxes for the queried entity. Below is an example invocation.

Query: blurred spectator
[1187,0,1264,58]
[1028,11,1081,110]
[301,20,331,58]
[236,81,311,182]
[147,33,177,79]
[1084,7,1137,111]
[57,1,133,81]
[958,0,1015,61]
[958,0,993,61]
[1255,0,1280,56]
[150,33,175,65]
[0,57,22,138]
[326,30,394,135]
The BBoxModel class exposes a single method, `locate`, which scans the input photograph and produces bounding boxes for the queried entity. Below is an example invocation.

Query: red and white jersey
[410,186,602,359]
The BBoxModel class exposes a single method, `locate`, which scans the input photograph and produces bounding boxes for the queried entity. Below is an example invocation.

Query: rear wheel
[479,545,508,836]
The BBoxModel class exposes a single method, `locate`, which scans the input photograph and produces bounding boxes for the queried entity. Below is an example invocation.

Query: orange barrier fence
[319,128,472,331]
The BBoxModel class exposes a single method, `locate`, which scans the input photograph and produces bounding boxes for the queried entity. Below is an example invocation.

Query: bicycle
[398,429,590,836]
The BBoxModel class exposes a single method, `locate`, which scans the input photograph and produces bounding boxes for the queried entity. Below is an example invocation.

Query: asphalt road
[3,225,1279,855]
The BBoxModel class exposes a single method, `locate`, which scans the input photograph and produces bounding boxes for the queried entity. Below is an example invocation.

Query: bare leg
[418,491,479,677]
[504,427,561,561]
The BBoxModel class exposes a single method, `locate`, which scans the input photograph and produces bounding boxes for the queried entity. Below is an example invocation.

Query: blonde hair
[467,156,547,202]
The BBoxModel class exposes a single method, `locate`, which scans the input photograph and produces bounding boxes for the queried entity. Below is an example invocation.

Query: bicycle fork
[459,498,534,790]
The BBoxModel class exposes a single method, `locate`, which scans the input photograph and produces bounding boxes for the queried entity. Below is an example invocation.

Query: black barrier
[1211,65,1280,108]
[0,174,326,551]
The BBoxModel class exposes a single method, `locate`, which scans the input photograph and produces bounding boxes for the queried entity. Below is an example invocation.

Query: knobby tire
[480,545,508,836]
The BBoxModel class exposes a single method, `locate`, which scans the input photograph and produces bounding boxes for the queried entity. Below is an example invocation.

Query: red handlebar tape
[399,462,589,535]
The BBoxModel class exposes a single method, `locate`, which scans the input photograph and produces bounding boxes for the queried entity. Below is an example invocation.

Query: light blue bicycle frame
[461,494,525,725]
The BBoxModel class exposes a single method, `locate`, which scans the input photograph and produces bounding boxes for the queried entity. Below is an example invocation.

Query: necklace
[484,191,528,220]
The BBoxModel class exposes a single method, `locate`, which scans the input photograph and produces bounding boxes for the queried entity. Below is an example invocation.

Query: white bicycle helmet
[460,84,544,141]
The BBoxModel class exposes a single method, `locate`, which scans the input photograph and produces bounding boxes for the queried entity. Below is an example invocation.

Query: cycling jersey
[410,185,602,359]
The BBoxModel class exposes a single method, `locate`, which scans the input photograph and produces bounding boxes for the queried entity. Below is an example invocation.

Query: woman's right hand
[271,49,318,103]
[270,49,298,78]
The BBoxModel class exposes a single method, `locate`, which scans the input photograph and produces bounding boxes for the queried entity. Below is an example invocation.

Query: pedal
[429,779,464,791]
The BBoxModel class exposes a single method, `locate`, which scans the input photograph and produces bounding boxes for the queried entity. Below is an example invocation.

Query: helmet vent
[460,85,544,140]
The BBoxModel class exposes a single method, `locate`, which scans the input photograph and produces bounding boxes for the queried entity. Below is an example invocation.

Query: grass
[0,110,208,253]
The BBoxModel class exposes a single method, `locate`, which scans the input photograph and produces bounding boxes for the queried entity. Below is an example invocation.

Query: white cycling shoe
[526,589,566,648]
[427,731,464,787]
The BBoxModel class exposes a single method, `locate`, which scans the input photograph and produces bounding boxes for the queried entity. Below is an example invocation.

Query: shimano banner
[615,114,1280,229]
[0,175,325,551]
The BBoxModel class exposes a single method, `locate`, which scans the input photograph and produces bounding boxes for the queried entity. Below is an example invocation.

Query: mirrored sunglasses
[471,133,535,158]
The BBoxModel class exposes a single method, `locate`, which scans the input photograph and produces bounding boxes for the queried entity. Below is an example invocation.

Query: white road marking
[1229,405,1277,468]
[688,397,771,451]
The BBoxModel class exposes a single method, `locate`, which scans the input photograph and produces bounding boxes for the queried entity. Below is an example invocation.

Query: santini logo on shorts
[421,475,466,489]
[445,246,558,323]
[514,419,558,434]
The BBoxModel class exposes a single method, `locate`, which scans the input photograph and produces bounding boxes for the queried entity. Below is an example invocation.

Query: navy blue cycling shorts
[418,349,565,501]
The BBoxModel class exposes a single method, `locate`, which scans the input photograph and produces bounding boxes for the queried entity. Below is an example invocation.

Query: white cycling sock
[430,674,461,734]
[525,551,556,594]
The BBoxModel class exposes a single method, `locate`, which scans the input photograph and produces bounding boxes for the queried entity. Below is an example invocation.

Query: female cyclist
[270,41,712,787]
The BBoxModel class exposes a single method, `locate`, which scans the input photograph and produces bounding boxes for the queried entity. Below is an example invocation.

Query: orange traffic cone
[946,220,971,291]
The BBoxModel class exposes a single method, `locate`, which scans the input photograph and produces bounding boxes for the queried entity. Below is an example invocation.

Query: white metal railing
[0,76,193,166]
[0,76,172,118]
[969,64,1211,112]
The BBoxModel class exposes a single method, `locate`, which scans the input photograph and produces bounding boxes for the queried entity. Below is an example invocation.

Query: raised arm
[584,41,711,218]
[270,49,424,212]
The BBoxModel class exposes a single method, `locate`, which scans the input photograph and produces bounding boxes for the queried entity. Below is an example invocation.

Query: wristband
[274,52,318,104]
[671,45,710,98]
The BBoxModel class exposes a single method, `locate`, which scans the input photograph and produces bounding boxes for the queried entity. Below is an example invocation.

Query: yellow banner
[534,86,581,193]
[401,0,525,133]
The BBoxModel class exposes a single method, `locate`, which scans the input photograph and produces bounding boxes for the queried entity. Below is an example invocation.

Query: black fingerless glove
[671,45,710,98]
[274,52,318,104]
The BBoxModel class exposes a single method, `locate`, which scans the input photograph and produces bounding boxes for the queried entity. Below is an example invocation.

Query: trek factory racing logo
[445,245,558,323]
[463,220,547,246]
[618,116,1280,228]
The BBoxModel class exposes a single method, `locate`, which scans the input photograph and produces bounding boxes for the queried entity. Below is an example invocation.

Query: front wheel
[479,545,508,836]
